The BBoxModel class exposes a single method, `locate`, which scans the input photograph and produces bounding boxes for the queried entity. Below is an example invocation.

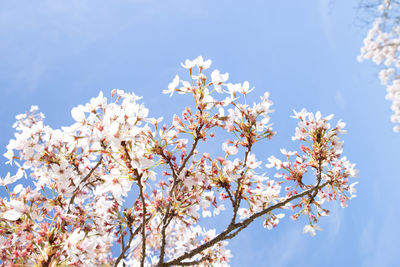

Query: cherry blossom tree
[0,56,358,266]
[358,0,400,131]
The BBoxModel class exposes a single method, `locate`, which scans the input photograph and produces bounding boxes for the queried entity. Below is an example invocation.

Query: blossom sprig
[0,57,357,266]
[266,109,358,234]
[1,90,155,265]
[358,0,400,132]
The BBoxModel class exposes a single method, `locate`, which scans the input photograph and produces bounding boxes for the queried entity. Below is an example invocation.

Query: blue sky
[1,1,400,266]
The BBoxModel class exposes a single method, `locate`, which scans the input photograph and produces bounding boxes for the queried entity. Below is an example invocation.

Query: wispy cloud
[267,227,304,267]
[359,216,374,265]
[335,90,346,110]
[319,0,336,50]
[361,207,400,267]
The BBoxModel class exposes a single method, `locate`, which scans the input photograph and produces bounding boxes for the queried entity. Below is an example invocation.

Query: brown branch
[177,124,204,175]
[311,158,323,199]
[120,141,147,266]
[114,223,142,267]
[138,175,147,267]
[163,181,330,266]
[224,223,249,240]
[232,142,252,223]
[67,156,103,213]
[119,223,126,267]
[158,124,204,266]
[42,154,105,266]
[175,256,208,266]
[223,186,235,208]
[158,151,179,265]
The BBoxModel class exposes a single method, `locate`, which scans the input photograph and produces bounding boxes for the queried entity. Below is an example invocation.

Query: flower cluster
[358,0,400,132]
[0,56,357,266]
[267,109,358,231]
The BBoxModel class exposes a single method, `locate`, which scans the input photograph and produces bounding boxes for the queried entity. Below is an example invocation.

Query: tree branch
[177,124,204,175]
[175,256,208,266]
[120,141,147,266]
[311,158,323,199]
[232,142,252,223]
[119,222,126,267]
[67,156,103,213]
[164,180,330,266]
[113,223,142,267]
[138,177,147,267]
[158,124,204,266]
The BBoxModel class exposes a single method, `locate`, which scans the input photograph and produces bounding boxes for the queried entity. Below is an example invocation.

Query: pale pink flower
[222,142,238,155]
[71,105,86,122]
[163,75,180,96]
[303,224,322,237]
[195,56,212,69]
[181,59,196,70]
[2,200,25,221]
[211,69,229,93]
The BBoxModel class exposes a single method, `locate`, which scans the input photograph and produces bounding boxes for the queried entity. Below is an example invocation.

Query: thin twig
[114,224,142,267]
[138,176,147,267]
[158,124,204,266]
[67,156,103,213]
[119,222,126,267]
[232,141,252,223]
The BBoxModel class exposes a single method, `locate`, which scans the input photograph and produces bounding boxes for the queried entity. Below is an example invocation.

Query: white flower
[280,148,296,157]
[205,229,216,239]
[222,142,238,155]
[2,209,22,221]
[238,81,254,94]
[303,224,322,237]
[71,105,86,122]
[225,83,241,96]
[214,204,226,215]
[181,59,196,69]
[349,182,358,198]
[195,56,212,69]
[246,153,261,169]
[211,70,229,93]
[266,156,282,169]
[291,108,308,120]
[202,210,212,218]
[13,184,24,194]
[237,208,250,219]
[163,75,180,96]
[3,149,14,165]
[264,213,285,230]
[2,200,25,221]
[65,229,85,249]
[0,172,23,186]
